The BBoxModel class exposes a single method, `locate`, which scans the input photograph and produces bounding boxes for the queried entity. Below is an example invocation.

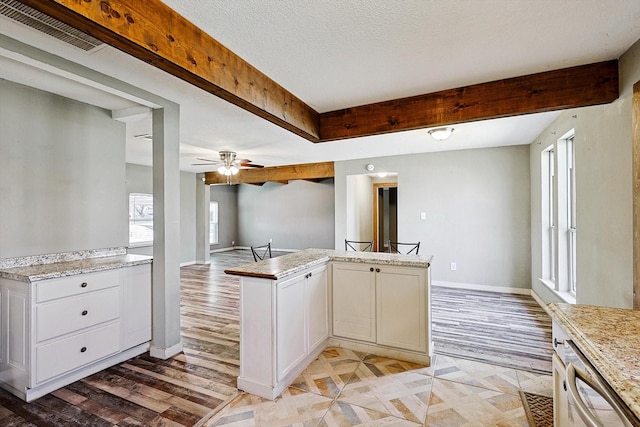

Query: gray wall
[209,184,239,249]
[346,174,374,243]
[237,179,335,250]
[530,38,640,309]
[0,80,126,258]
[126,163,197,264]
[335,145,531,289]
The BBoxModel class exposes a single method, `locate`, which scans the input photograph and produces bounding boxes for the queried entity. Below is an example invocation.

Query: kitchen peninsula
[225,248,433,400]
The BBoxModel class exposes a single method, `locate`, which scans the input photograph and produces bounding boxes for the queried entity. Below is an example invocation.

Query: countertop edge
[224,249,432,280]
[0,255,153,283]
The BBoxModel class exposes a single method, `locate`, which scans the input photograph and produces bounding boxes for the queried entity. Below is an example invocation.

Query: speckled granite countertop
[224,248,432,280]
[0,254,152,282]
[549,303,640,421]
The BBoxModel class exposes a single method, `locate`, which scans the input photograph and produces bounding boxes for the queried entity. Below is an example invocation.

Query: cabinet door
[376,266,427,352]
[552,353,572,427]
[332,263,376,342]
[120,265,151,350]
[306,265,329,352]
[276,274,307,382]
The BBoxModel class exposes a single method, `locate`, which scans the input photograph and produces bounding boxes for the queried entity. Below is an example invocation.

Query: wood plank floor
[0,250,552,425]
[432,285,553,374]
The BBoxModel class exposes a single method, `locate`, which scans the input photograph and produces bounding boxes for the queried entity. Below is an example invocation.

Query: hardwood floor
[432,285,553,374]
[0,250,552,426]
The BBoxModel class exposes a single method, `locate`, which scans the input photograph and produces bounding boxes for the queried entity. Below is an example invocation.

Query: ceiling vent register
[0,0,105,52]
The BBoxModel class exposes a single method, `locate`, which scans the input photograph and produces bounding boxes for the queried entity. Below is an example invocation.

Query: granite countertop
[224,248,432,280]
[548,303,640,421]
[0,254,153,282]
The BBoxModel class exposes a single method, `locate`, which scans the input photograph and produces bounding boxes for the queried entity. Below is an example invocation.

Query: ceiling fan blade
[241,163,264,168]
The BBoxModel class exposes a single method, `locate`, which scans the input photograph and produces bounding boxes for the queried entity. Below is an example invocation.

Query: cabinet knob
[563,380,567,391]
[376,268,380,273]
[370,267,374,272]
[553,338,563,348]
[81,310,88,316]
[308,272,312,277]
[80,347,87,353]
[81,282,88,288]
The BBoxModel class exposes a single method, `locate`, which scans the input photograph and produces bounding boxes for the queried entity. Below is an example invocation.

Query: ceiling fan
[192,150,264,176]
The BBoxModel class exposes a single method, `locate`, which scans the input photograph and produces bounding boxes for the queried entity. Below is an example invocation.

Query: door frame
[373,182,398,252]
[633,80,639,309]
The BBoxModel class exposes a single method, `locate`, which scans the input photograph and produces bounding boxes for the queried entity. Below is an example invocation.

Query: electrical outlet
[232,240,235,246]
[269,238,272,243]
[420,211,426,220]
[450,262,457,271]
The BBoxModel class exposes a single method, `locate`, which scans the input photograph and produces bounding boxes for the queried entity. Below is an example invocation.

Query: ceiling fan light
[428,127,454,141]
[230,166,239,175]
[217,165,227,174]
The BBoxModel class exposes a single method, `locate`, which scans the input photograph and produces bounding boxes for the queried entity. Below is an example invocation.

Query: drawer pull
[81,310,88,316]
[81,282,88,288]
[370,267,374,272]
[376,268,381,273]
[80,346,87,353]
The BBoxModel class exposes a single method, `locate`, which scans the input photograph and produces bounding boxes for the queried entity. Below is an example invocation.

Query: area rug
[519,391,553,427]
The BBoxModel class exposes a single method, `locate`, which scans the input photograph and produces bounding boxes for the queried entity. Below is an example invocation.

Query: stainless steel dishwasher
[552,321,639,427]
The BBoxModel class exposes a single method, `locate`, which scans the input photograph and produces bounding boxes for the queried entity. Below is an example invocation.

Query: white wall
[530,38,640,308]
[346,174,374,245]
[0,80,126,258]
[126,163,197,264]
[336,145,531,289]
[237,179,335,250]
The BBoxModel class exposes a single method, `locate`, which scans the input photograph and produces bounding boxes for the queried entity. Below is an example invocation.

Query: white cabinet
[376,266,427,352]
[331,262,431,363]
[332,263,376,342]
[238,263,329,400]
[0,264,151,401]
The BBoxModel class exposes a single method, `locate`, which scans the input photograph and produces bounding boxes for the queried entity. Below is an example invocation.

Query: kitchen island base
[229,249,433,401]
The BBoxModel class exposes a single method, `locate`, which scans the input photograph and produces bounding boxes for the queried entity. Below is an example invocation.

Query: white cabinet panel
[376,267,426,352]
[7,288,27,371]
[332,263,376,342]
[36,287,120,343]
[306,265,329,352]
[36,322,120,384]
[36,270,118,302]
[276,274,307,382]
[120,265,152,350]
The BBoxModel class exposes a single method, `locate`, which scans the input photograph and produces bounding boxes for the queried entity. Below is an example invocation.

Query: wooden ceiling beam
[21,0,320,141]
[318,61,619,141]
[23,2,619,144]
[204,162,334,185]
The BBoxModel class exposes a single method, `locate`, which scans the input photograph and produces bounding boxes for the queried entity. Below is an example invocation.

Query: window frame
[129,193,154,247]
[209,201,219,245]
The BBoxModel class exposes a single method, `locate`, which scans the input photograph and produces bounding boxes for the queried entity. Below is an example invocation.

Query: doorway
[373,183,398,252]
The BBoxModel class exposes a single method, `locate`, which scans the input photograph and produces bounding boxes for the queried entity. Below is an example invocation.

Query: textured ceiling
[1,0,640,172]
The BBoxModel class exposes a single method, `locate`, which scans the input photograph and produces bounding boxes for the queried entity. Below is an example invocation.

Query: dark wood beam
[319,61,619,141]
[633,80,640,310]
[21,0,320,141]
[204,162,334,185]
[24,2,619,143]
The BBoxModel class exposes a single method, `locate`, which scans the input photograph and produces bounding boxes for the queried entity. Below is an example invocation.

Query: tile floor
[201,347,552,427]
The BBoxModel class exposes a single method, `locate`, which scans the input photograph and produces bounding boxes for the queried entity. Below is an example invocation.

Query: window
[129,193,153,246]
[541,147,555,283]
[541,131,576,298]
[567,136,577,294]
[209,201,219,244]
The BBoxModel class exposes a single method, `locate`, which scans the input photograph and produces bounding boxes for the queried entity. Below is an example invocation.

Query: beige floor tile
[515,370,553,397]
[348,355,428,384]
[425,378,528,427]
[290,348,363,398]
[318,401,422,427]
[433,355,521,395]
[204,388,333,427]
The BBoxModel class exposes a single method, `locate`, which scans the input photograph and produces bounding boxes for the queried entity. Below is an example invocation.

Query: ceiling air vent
[0,0,105,52]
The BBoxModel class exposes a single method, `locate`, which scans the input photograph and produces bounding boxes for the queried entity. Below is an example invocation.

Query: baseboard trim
[210,247,236,254]
[180,260,196,267]
[433,280,531,296]
[530,288,552,315]
[150,342,183,360]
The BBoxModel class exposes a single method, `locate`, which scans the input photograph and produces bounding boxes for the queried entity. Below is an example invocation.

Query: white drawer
[35,322,120,384]
[36,270,119,302]
[36,287,120,343]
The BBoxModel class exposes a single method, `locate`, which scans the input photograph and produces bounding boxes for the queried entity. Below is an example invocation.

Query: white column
[150,104,183,359]
[196,174,211,264]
